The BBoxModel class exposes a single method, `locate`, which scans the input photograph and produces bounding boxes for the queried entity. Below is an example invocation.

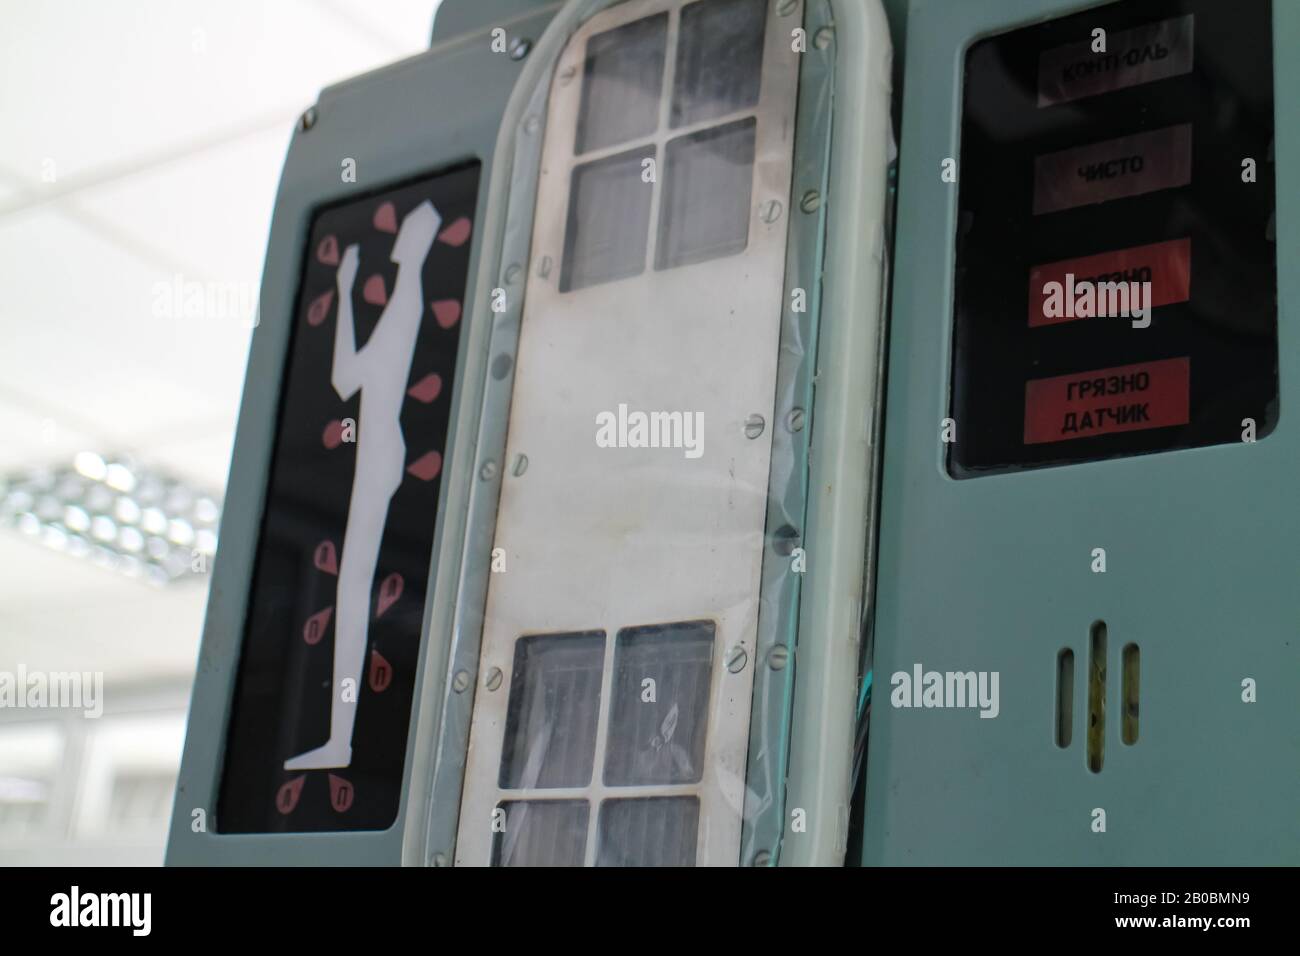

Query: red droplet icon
[373,201,398,234]
[431,299,461,329]
[363,274,387,306]
[328,774,354,813]
[369,649,393,692]
[314,540,338,575]
[303,607,333,645]
[407,373,443,403]
[406,450,442,481]
[307,289,334,326]
[323,419,345,449]
[438,217,472,247]
[276,775,306,814]
[317,235,340,265]
[376,573,403,617]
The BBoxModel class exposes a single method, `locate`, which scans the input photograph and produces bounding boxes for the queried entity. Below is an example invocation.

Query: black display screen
[218,163,480,832]
[949,0,1277,477]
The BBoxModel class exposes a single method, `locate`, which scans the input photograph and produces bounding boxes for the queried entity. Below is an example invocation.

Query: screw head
[786,407,806,432]
[479,460,498,481]
[744,414,766,439]
[432,852,449,867]
[725,646,748,673]
[299,106,318,131]
[752,850,773,866]
[523,115,540,135]
[504,263,521,284]
[511,453,529,477]
[485,667,504,691]
[509,37,532,60]
[814,26,834,49]
[558,65,578,86]
[800,190,821,213]
[776,0,798,15]
[537,255,554,279]
[452,670,471,693]
[760,199,784,224]
[767,645,790,670]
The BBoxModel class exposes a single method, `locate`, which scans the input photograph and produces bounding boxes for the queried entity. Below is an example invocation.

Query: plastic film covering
[433,0,840,867]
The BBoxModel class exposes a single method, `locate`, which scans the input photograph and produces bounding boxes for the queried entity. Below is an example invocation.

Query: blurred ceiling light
[0,455,222,586]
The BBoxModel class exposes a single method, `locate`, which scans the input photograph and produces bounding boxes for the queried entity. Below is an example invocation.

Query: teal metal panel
[865,0,1299,865]
[165,5,560,865]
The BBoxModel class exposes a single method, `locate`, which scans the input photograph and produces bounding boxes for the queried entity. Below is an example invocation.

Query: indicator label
[1024,357,1190,445]
[1028,238,1191,326]
[1038,15,1195,107]
[1033,124,1192,215]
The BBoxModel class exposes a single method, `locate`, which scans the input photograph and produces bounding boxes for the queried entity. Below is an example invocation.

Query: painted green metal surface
[865,0,1299,865]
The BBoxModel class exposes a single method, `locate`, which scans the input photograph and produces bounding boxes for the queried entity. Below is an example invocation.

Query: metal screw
[776,0,798,16]
[523,115,540,135]
[725,646,748,673]
[800,190,821,213]
[479,460,498,481]
[509,37,532,60]
[786,407,806,432]
[760,199,784,224]
[767,645,790,670]
[537,255,554,279]
[299,107,318,131]
[511,453,529,477]
[558,65,578,86]
[432,852,449,867]
[744,414,766,439]
[452,670,471,693]
[814,26,834,49]
[504,263,521,284]
[485,667,504,691]
[752,850,773,866]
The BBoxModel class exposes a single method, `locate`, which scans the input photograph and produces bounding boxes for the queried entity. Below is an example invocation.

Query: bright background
[0,0,442,864]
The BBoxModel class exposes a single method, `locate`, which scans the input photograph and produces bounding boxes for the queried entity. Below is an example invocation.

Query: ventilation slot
[1121,643,1140,745]
[1086,621,1107,773]
[1055,648,1074,748]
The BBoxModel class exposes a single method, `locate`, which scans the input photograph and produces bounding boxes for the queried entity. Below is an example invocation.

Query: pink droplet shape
[303,607,333,645]
[323,419,345,449]
[328,774,354,813]
[314,540,338,575]
[317,235,340,265]
[431,299,461,329]
[438,217,472,247]
[376,573,403,617]
[406,450,442,481]
[276,775,306,814]
[407,373,443,403]
[369,649,393,693]
[373,201,398,234]
[307,289,334,327]
[363,274,388,306]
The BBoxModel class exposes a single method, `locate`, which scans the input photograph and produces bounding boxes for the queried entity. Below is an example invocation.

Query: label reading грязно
[1038,14,1195,107]
[1024,357,1190,445]
[1028,238,1191,327]
[1033,124,1192,215]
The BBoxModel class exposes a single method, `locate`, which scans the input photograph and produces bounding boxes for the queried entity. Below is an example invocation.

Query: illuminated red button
[1028,238,1191,326]
[1024,357,1190,445]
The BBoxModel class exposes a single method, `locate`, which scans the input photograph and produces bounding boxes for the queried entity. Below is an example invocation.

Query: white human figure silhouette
[285,200,441,771]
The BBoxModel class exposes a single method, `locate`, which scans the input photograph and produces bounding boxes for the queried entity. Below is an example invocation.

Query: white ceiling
[0,0,443,683]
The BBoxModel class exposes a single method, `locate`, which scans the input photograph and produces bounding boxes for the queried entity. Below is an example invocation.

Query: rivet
[485,667,504,691]
[725,646,748,673]
[452,670,471,693]
[744,414,765,439]
[767,645,790,670]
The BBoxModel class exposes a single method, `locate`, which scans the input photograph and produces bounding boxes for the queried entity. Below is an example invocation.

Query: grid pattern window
[560,0,769,291]
[489,622,714,867]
